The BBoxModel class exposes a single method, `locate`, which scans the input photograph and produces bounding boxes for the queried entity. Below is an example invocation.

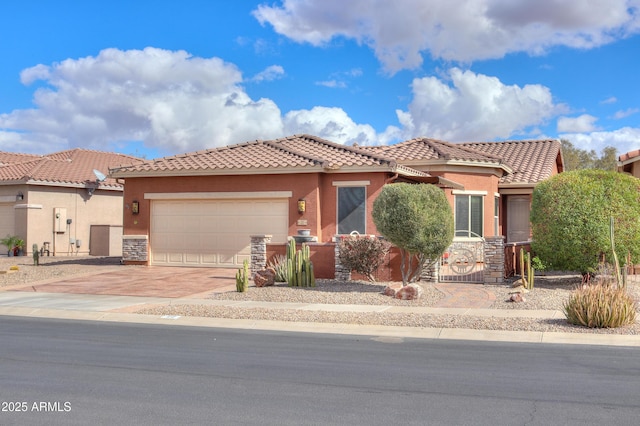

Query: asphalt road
[1,316,640,425]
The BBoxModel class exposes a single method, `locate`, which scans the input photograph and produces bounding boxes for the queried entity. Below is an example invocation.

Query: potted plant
[14,238,25,256]
[0,235,17,257]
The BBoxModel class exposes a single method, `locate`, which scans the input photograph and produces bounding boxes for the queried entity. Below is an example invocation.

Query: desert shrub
[563,282,637,328]
[531,169,640,276]
[372,183,454,285]
[267,254,288,282]
[338,236,391,281]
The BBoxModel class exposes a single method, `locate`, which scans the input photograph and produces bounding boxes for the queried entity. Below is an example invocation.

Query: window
[455,194,483,237]
[337,186,366,235]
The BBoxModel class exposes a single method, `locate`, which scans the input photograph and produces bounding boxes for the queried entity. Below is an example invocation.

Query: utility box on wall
[90,225,123,256]
[53,207,67,233]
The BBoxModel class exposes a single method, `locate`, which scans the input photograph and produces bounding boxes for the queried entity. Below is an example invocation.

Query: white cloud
[601,96,618,104]
[613,108,639,119]
[560,127,640,155]
[394,68,561,141]
[0,47,386,154]
[315,80,346,89]
[0,47,286,154]
[250,65,285,82]
[284,106,378,145]
[254,0,640,72]
[557,114,600,132]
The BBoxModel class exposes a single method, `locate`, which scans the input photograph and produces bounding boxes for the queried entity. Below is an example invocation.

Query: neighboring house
[618,149,640,177]
[0,149,143,257]
[111,134,563,268]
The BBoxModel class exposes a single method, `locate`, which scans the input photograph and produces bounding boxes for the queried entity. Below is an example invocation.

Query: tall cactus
[519,248,534,290]
[236,259,249,292]
[287,243,316,287]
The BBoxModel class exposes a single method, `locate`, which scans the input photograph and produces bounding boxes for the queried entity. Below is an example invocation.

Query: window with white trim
[337,186,366,235]
[455,194,483,237]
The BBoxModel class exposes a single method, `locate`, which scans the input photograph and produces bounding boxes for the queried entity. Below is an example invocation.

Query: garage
[150,198,288,267]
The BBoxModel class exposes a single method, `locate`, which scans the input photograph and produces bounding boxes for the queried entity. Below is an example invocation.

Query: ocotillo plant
[235,259,249,292]
[610,217,626,288]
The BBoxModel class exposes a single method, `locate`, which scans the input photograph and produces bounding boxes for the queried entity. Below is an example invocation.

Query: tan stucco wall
[18,185,123,257]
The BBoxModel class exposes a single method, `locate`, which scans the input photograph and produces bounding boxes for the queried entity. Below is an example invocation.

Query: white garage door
[0,204,15,241]
[150,199,288,267]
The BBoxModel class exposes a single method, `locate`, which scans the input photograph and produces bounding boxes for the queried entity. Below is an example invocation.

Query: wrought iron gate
[439,236,485,283]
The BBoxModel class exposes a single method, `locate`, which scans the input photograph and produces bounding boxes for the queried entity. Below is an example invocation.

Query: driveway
[6,266,238,298]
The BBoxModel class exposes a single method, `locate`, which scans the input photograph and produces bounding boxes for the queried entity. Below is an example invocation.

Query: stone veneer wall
[254,234,505,285]
[420,261,438,284]
[122,235,148,262]
[250,234,272,275]
[483,236,505,285]
[333,236,352,281]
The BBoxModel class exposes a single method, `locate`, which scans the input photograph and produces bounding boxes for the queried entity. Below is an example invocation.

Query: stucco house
[0,149,143,257]
[618,149,640,177]
[110,134,563,271]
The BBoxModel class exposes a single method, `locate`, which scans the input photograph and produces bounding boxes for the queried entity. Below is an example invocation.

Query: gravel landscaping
[141,273,640,336]
[2,256,639,335]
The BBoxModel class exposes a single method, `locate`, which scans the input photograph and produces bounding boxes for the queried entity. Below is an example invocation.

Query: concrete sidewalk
[1,291,639,347]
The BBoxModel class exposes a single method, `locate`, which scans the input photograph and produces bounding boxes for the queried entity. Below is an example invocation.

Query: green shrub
[531,170,640,276]
[372,183,454,285]
[563,283,637,328]
[338,236,391,281]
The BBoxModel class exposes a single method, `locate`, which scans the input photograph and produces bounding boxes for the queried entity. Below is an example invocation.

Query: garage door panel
[151,199,288,267]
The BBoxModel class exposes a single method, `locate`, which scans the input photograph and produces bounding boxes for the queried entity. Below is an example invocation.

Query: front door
[507,195,531,243]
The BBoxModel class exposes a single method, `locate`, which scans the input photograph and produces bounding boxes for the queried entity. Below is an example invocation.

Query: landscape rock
[254,268,276,287]
[382,286,396,297]
[509,293,526,303]
[395,283,423,300]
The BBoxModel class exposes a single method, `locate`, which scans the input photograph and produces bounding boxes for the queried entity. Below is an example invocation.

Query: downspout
[385,173,399,184]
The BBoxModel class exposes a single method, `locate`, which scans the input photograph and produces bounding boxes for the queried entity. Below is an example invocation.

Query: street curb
[2,306,640,347]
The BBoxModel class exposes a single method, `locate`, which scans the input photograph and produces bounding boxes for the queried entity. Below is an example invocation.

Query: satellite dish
[93,169,107,182]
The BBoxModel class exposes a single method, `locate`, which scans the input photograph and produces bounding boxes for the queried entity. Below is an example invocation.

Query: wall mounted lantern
[16,192,24,201]
[131,200,140,215]
[297,198,306,214]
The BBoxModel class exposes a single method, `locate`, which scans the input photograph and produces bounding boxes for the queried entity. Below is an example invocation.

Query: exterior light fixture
[16,192,24,201]
[131,200,140,215]
[297,198,306,214]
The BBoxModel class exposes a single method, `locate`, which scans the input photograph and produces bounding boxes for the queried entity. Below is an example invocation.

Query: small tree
[531,169,640,278]
[372,183,454,285]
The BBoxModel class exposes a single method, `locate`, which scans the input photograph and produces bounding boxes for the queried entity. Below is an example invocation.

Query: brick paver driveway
[8,266,237,298]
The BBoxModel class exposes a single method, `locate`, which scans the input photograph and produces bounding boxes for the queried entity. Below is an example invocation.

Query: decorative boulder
[382,286,396,297]
[509,293,526,303]
[395,283,423,300]
[254,267,276,287]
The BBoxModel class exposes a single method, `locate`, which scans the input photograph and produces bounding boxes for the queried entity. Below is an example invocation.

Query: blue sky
[1,0,639,159]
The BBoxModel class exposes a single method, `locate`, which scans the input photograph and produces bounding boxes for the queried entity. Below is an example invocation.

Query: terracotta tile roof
[0,152,40,166]
[618,149,640,163]
[0,149,143,189]
[461,139,562,185]
[109,134,561,187]
[370,137,504,164]
[111,134,427,177]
